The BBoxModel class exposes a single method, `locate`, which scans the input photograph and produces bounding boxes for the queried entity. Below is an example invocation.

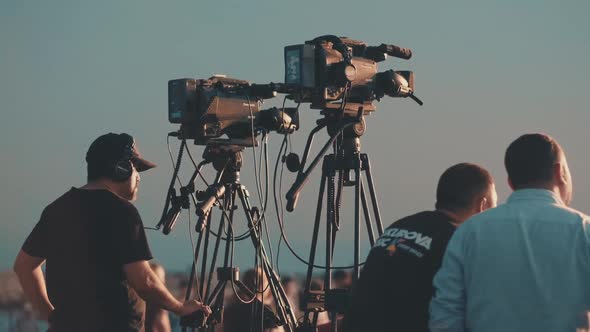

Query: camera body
[284,36,417,114]
[168,75,297,144]
[168,76,265,143]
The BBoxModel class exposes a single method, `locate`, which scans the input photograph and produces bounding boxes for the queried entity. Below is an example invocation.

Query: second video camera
[168,75,297,144]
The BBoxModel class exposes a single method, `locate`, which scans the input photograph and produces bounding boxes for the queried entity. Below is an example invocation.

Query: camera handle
[160,160,209,235]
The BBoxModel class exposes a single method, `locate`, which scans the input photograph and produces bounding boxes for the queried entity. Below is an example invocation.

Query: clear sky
[1,0,589,273]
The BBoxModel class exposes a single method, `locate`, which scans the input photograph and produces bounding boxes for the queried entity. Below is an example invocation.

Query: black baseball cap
[85,133,157,172]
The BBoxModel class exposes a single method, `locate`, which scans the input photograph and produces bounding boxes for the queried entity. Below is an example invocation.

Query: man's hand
[178,300,212,317]
[124,261,213,319]
[179,300,213,328]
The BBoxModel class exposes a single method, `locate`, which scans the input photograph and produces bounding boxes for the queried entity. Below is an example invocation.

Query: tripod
[180,143,298,332]
[286,112,384,332]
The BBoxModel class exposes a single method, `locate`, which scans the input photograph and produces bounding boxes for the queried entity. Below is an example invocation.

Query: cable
[246,96,275,272]
[246,95,266,216]
[275,134,288,273]
[275,97,290,267]
[213,176,265,305]
[163,137,219,237]
[276,97,299,272]
[183,141,209,187]
[257,134,266,208]
[187,204,203,303]
[154,135,186,230]
[260,135,275,270]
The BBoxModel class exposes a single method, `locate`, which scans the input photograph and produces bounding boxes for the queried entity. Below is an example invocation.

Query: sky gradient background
[1,0,589,274]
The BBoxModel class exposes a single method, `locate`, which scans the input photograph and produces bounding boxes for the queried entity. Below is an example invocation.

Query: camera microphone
[249,84,278,99]
[160,189,183,235]
[162,204,182,235]
[378,43,412,60]
[285,153,301,173]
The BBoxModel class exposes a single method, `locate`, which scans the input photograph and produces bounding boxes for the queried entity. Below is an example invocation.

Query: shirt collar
[506,188,564,206]
[435,209,460,227]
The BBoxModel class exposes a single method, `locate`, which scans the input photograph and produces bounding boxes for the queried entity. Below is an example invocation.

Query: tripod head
[158,140,248,235]
[202,141,244,174]
[191,142,249,231]
[285,106,366,211]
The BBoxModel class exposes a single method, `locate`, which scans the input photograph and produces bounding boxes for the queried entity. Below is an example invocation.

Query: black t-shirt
[22,187,153,332]
[345,210,456,332]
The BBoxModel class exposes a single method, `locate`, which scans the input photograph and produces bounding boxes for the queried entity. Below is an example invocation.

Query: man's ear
[477,197,489,212]
[553,162,567,185]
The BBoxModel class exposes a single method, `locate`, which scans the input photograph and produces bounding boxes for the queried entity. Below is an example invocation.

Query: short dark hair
[504,133,560,189]
[435,163,494,211]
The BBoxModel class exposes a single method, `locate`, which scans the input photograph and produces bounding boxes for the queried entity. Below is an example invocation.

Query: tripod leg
[181,226,207,332]
[204,188,231,303]
[198,279,230,330]
[301,159,328,325]
[185,229,204,302]
[223,190,233,267]
[236,185,298,331]
[199,213,212,305]
[202,190,237,331]
[325,179,333,300]
[197,215,214,332]
[324,154,339,302]
[354,159,361,285]
[317,155,339,332]
[360,179,376,247]
[326,156,338,261]
[261,260,297,332]
[362,154,384,236]
[206,281,227,307]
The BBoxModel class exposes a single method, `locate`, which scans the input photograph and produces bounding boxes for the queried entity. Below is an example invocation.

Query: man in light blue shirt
[429,133,590,332]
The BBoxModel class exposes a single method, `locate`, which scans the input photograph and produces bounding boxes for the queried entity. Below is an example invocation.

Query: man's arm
[13,250,54,321]
[429,230,468,332]
[124,260,211,317]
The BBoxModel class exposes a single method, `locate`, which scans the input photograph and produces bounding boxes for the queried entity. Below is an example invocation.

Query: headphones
[112,134,135,182]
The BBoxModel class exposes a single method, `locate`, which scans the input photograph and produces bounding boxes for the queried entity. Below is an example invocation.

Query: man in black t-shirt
[345,163,497,332]
[13,133,211,331]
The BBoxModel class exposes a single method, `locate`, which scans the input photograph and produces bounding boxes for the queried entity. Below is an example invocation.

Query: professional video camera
[280,37,423,332]
[168,75,298,144]
[162,76,301,332]
[283,35,422,113]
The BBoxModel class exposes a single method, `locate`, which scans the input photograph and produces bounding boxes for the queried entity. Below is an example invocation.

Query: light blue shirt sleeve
[429,226,467,332]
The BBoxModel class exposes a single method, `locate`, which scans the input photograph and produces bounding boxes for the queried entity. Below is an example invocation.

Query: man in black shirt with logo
[14,133,211,331]
[345,163,497,332]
